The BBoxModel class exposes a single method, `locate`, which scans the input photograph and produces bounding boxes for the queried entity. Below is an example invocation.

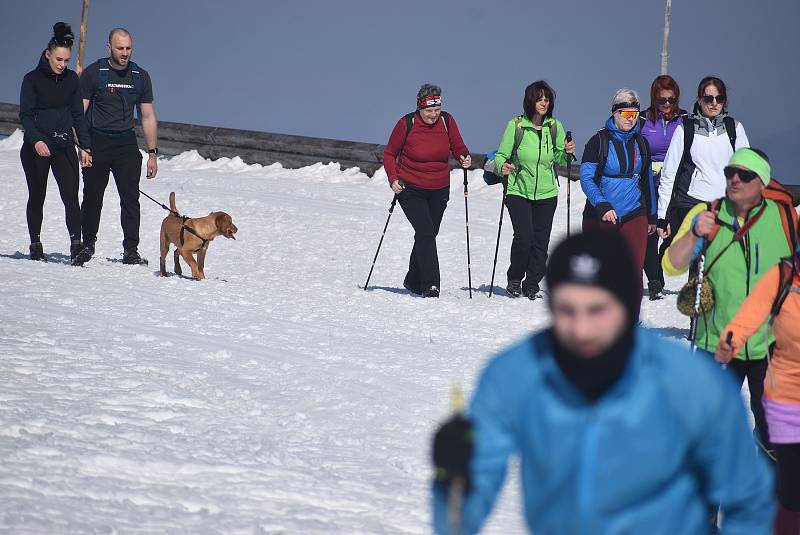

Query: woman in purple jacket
[638,75,685,300]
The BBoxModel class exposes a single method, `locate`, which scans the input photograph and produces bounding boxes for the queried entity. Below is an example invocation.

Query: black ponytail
[47,22,74,51]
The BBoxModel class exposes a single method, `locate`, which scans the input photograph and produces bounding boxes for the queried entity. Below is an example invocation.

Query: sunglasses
[702,95,727,104]
[656,97,676,105]
[724,166,759,183]
[617,110,639,120]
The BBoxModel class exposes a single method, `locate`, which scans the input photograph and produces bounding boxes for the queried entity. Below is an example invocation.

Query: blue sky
[3,0,798,180]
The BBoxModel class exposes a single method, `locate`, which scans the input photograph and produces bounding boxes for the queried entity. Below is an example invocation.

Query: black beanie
[545,230,640,323]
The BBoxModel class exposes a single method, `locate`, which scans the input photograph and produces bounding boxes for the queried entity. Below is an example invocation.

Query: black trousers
[726,357,770,450]
[81,130,143,250]
[657,205,693,270]
[398,184,449,289]
[20,142,81,243]
[505,194,557,291]
[643,232,664,286]
[775,443,800,511]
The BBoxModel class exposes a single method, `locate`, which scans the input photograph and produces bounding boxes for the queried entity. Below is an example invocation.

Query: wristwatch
[147,148,159,155]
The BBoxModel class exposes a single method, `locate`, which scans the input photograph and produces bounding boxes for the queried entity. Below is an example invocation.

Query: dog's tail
[169,192,177,213]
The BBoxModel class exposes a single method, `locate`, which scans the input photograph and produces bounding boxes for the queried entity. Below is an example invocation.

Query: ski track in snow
[0,130,747,533]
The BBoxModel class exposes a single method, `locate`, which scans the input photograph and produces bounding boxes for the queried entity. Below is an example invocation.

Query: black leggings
[505,194,557,291]
[20,142,81,243]
[775,443,800,511]
[398,184,449,289]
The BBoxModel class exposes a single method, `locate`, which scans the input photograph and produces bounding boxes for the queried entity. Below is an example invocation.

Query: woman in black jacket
[19,22,91,262]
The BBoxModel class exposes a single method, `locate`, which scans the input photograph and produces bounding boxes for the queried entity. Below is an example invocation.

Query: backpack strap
[593,129,610,185]
[723,116,737,150]
[771,257,796,319]
[707,199,723,243]
[634,132,651,174]
[400,110,451,159]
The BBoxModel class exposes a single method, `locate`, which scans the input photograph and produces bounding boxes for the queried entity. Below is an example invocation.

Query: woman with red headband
[383,84,471,298]
[716,242,800,534]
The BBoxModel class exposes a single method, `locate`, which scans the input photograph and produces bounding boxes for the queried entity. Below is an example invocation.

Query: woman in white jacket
[656,76,749,241]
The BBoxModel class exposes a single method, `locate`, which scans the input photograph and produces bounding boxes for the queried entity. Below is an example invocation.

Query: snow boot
[648,280,664,301]
[122,248,148,265]
[422,285,440,298]
[506,280,522,298]
[523,285,542,300]
[403,276,422,295]
[29,242,45,261]
[71,242,94,266]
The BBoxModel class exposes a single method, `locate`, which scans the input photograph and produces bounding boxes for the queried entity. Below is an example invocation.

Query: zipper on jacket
[741,231,752,360]
[579,410,598,533]
[534,130,542,197]
[755,241,760,274]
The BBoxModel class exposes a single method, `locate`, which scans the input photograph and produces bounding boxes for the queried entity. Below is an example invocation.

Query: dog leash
[139,188,210,251]
[139,188,181,218]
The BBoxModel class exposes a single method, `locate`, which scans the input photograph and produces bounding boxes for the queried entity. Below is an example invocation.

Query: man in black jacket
[73,27,158,266]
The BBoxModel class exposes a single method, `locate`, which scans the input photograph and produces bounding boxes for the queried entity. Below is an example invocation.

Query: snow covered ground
[0,129,707,533]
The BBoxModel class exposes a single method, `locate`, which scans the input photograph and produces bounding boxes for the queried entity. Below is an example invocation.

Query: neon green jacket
[494,115,569,201]
[676,199,792,358]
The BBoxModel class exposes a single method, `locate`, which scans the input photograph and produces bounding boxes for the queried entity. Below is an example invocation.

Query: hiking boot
[506,280,522,298]
[71,243,94,266]
[69,240,83,262]
[648,280,664,301]
[422,285,440,298]
[29,242,45,261]
[523,285,542,300]
[403,276,422,295]
[122,248,148,265]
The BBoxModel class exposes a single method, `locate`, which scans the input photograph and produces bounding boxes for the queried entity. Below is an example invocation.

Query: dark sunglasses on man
[656,97,677,105]
[723,166,759,183]
[702,95,727,104]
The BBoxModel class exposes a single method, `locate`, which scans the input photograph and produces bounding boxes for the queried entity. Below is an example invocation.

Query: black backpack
[665,114,737,215]
[592,128,651,185]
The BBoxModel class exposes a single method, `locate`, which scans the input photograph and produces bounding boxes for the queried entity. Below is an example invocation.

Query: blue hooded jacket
[433,328,773,535]
[580,117,655,223]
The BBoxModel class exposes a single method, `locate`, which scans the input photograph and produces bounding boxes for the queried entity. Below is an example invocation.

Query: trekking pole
[463,164,473,299]
[488,192,506,298]
[363,194,399,290]
[565,131,573,238]
[688,252,706,351]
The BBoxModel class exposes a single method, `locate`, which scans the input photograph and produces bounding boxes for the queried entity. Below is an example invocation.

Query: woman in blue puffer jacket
[580,88,655,305]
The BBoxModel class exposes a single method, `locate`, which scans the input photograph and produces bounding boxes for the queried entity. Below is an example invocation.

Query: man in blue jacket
[432,230,773,534]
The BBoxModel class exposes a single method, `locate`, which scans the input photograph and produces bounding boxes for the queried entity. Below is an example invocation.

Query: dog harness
[179,216,210,253]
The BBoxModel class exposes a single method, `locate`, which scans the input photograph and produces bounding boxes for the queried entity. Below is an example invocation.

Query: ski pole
[463,164,473,299]
[488,193,506,298]
[565,131,573,238]
[688,252,706,351]
[364,194,399,290]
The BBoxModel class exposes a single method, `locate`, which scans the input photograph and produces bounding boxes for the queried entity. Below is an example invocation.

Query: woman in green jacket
[495,81,575,298]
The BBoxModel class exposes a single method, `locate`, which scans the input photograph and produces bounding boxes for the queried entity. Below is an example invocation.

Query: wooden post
[76,0,90,76]
[660,0,672,75]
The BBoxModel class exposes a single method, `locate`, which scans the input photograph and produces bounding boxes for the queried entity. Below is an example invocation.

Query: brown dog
[159,192,238,280]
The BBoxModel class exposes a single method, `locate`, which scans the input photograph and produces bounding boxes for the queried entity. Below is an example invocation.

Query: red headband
[417,95,442,109]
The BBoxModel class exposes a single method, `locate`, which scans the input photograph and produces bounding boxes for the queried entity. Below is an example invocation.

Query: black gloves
[432,414,474,493]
